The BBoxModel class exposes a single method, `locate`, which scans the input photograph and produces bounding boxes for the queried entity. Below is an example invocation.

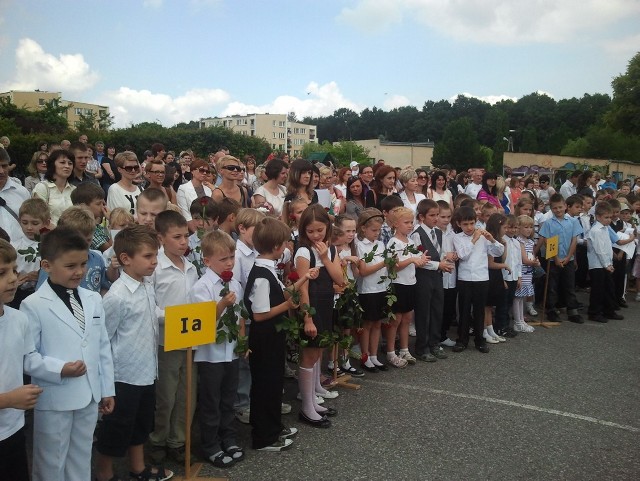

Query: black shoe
[317,407,338,417]
[418,353,437,362]
[568,314,584,324]
[298,411,331,428]
[604,312,624,320]
[430,347,448,360]
[452,343,467,353]
[588,314,608,323]
[375,363,389,371]
[362,364,379,373]
[340,364,365,377]
[475,344,490,353]
[617,299,629,308]
[546,311,559,321]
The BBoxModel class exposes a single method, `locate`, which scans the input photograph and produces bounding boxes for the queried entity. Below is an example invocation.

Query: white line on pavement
[365,379,640,434]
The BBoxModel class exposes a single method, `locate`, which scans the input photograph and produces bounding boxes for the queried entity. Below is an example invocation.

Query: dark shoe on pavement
[452,343,467,353]
[604,311,624,320]
[617,299,629,308]
[298,411,331,428]
[475,344,490,353]
[430,347,448,360]
[167,445,186,463]
[568,314,584,324]
[588,314,608,323]
[546,311,559,322]
[418,353,437,362]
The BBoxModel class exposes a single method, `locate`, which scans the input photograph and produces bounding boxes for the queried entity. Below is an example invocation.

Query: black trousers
[198,360,239,457]
[575,244,590,288]
[249,319,286,449]
[612,250,626,301]
[414,271,444,355]
[441,287,457,341]
[495,280,517,331]
[0,428,29,481]
[457,280,488,347]
[588,268,617,316]
[546,262,579,316]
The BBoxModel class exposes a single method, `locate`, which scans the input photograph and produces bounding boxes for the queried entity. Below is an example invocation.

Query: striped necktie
[431,229,441,256]
[66,289,85,332]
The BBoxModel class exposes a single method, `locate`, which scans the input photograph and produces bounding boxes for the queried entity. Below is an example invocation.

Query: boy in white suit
[20,227,115,481]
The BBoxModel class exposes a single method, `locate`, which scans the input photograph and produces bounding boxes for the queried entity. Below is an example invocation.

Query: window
[84,108,93,115]
[272,120,276,126]
[272,143,276,149]
[38,98,45,106]
[278,121,285,127]
[278,132,285,139]
[75,108,83,115]
[273,132,277,138]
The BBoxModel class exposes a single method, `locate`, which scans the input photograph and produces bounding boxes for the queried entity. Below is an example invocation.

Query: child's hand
[333,283,345,294]
[606,265,615,273]
[110,256,120,270]
[413,257,428,268]
[304,317,317,338]
[287,297,300,310]
[534,258,541,267]
[61,360,87,378]
[5,384,43,410]
[503,265,511,274]
[517,278,522,289]
[307,267,320,280]
[219,292,237,309]
[438,260,453,272]
[314,241,329,259]
[483,231,495,242]
[99,396,115,415]
[472,230,483,242]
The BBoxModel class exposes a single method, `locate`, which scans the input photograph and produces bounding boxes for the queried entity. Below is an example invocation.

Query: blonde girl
[514,215,538,332]
[355,208,389,372]
[294,204,345,427]
[385,207,428,367]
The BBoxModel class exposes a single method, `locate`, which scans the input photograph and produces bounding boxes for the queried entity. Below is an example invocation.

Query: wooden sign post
[164,301,227,481]
[530,235,561,328]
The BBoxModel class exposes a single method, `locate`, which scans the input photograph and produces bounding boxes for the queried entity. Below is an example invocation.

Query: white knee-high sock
[514,297,524,322]
[313,360,328,395]
[298,367,322,420]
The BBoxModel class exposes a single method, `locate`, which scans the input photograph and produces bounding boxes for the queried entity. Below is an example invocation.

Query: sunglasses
[223,165,244,173]
[418,175,427,179]
[121,165,141,173]
[197,168,211,174]
[149,170,165,175]
[36,159,48,164]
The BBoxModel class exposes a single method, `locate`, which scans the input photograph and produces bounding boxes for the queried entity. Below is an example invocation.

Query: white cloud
[99,87,231,127]
[603,33,640,57]
[337,0,640,45]
[383,94,411,110]
[219,81,364,118]
[0,38,99,93]
[143,0,163,8]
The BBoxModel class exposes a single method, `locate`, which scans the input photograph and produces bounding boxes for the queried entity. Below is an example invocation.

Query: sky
[0,0,638,129]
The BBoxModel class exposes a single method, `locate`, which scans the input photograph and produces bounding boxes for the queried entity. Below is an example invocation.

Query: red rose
[288,271,300,283]
[220,270,233,283]
[184,247,192,257]
[417,245,425,252]
[277,263,286,270]
[199,197,209,206]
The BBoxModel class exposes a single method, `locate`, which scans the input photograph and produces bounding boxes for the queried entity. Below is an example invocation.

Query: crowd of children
[1,145,639,481]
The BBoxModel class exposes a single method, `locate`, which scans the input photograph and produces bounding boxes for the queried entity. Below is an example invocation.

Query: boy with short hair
[137,187,169,228]
[452,206,504,353]
[189,230,246,468]
[216,197,241,237]
[95,225,173,481]
[436,201,458,347]
[379,194,404,246]
[70,181,111,252]
[244,218,314,451]
[11,198,50,309]
[476,202,497,230]
[0,239,46,481]
[149,210,200,464]
[587,202,622,322]
[20,228,116,481]
[187,197,219,278]
[107,151,142,215]
[535,193,583,323]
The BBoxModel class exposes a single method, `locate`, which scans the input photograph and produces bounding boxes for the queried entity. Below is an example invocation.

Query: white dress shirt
[559,180,577,199]
[103,271,159,385]
[502,235,523,281]
[356,238,388,294]
[399,191,426,219]
[151,252,199,346]
[176,181,212,221]
[189,268,243,363]
[441,224,457,288]
[247,258,285,315]
[0,177,30,241]
[31,180,75,225]
[587,221,613,269]
[232,239,258,289]
[464,182,482,199]
[453,231,504,281]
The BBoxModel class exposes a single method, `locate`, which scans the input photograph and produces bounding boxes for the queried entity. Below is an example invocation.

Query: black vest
[413,226,442,277]
[244,265,286,323]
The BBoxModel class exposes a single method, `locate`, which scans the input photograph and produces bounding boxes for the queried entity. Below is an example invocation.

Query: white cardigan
[176,181,212,221]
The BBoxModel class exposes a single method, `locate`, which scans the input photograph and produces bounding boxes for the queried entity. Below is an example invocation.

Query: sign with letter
[545,235,559,259]
[164,301,216,351]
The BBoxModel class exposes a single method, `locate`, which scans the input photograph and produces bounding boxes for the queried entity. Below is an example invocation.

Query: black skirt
[359,291,387,322]
[391,283,416,314]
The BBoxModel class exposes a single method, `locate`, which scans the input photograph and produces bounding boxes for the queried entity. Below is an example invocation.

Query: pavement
[101,290,640,480]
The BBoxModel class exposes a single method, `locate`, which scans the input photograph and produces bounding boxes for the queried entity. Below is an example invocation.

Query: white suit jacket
[176,181,212,221]
[20,283,115,411]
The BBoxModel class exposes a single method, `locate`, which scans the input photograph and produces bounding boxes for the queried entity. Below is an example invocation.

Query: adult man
[600,175,617,191]
[0,149,30,240]
[559,170,580,199]
[78,134,88,144]
[60,139,71,150]
[94,141,105,164]
[68,142,100,187]
[464,169,483,199]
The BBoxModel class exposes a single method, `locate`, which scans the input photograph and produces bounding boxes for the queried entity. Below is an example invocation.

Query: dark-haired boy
[186,197,219,278]
[535,193,583,323]
[95,225,173,481]
[70,182,111,252]
[148,211,199,464]
[20,228,115,481]
[379,194,404,246]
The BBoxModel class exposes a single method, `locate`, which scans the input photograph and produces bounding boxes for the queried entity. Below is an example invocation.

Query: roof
[307,152,335,165]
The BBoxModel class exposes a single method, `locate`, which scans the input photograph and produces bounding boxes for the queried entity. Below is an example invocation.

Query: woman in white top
[24,151,48,194]
[176,158,213,221]
[335,167,350,197]
[252,159,288,219]
[426,170,453,210]
[32,149,76,225]
[243,155,257,187]
[398,169,426,218]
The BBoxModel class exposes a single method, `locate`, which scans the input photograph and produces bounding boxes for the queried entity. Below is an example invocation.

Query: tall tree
[606,51,640,135]
[431,117,482,170]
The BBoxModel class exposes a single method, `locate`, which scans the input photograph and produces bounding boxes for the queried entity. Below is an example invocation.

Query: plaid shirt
[91,224,110,251]
[379,222,393,247]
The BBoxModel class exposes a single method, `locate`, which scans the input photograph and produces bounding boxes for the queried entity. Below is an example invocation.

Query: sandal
[225,445,245,462]
[208,451,235,469]
[129,465,173,481]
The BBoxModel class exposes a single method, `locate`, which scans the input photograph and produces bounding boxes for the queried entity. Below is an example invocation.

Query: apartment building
[200,113,317,157]
[0,90,110,130]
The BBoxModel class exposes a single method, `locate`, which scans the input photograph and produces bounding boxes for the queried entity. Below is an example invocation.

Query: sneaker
[635,293,640,302]
[483,334,499,344]
[399,351,417,365]
[387,354,408,368]
[430,347,448,359]
[409,326,417,337]
[524,323,535,332]
[279,427,298,439]
[526,304,538,316]
[497,327,517,338]
[514,321,534,333]
[281,403,292,415]
[235,408,251,424]
[296,393,324,404]
[257,438,293,452]
[316,390,339,399]
[439,338,457,347]
[493,334,506,343]
[568,314,584,324]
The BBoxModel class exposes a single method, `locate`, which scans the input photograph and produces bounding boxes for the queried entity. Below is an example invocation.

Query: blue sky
[0,0,638,128]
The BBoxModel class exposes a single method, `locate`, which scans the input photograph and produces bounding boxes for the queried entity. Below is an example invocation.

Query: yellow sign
[545,235,559,259]
[164,301,217,351]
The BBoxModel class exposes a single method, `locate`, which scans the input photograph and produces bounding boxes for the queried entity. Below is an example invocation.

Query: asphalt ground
[126,290,640,481]
[20,288,633,480]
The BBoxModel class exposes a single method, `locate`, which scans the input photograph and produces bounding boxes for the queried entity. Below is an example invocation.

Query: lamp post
[344,120,352,165]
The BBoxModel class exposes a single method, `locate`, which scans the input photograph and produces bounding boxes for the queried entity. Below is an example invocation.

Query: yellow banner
[164,301,217,351]
[545,235,559,259]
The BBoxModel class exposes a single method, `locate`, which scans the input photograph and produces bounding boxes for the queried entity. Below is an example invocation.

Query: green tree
[606,51,640,135]
[431,117,483,170]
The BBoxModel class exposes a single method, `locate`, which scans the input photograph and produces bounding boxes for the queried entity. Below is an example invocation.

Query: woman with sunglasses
[24,151,49,194]
[106,151,144,215]
[176,158,213,221]
[145,160,177,205]
[212,155,250,208]
[32,149,76,225]
[416,168,430,196]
